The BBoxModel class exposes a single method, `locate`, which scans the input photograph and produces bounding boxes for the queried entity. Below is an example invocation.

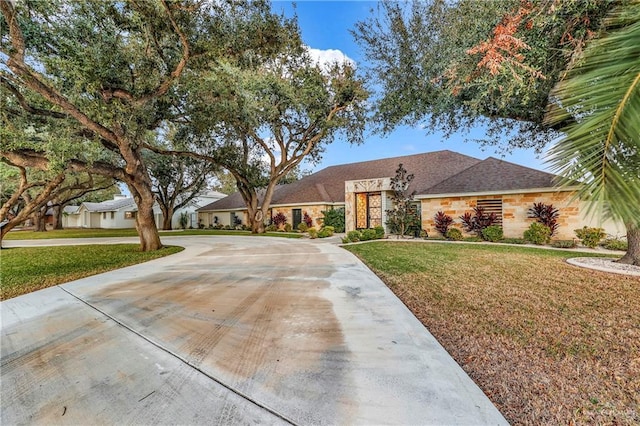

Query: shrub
[419,229,428,239]
[374,225,386,239]
[321,208,345,233]
[272,212,287,228]
[551,239,577,249]
[528,202,560,236]
[318,226,334,238]
[308,228,318,239]
[500,238,526,244]
[284,223,292,232]
[303,211,313,228]
[223,225,233,230]
[265,224,277,232]
[445,228,463,241]
[524,222,551,245]
[297,222,308,232]
[347,230,362,242]
[464,236,483,242]
[574,227,606,248]
[481,225,503,242]
[460,206,498,236]
[341,237,350,243]
[601,238,628,251]
[179,212,189,229]
[434,211,453,236]
[361,228,377,241]
[214,223,224,230]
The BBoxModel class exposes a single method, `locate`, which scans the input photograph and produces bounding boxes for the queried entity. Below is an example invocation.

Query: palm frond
[545,1,640,226]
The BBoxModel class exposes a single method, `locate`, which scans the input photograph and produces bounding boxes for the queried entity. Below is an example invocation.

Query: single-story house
[197,150,625,239]
[64,191,226,229]
[69,195,160,229]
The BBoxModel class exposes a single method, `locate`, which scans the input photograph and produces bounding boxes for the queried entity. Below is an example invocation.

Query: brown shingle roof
[198,150,481,211]
[421,157,558,195]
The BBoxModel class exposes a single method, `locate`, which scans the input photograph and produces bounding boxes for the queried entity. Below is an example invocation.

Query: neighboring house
[60,205,82,228]
[72,195,158,229]
[197,150,625,239]
[63,191,226,229]
[170,190,226,229]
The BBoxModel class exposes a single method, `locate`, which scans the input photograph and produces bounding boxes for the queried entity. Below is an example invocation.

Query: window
[477,198,503,226]
[110,212,114,219]
[125,211,136,219]
[102,212,106,219]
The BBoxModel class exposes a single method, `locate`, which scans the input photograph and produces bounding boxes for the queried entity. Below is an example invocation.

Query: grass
[345,241,640,425]
[3,228,303,240]
[1,244,183,300]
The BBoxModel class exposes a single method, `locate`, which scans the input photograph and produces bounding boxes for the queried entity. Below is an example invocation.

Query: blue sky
[272,1,549,173]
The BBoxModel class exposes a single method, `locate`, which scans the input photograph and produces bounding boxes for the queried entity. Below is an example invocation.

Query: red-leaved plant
[528,202,559,236]
[460,206,498,236]
[434,211,454,236]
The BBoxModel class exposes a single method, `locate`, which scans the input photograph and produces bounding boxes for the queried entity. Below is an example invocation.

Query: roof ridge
[320,150,478,171]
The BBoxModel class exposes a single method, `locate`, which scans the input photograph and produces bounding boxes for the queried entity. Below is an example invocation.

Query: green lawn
[345,241,639,426]
[3,228,303,240]
[1,244,183,300]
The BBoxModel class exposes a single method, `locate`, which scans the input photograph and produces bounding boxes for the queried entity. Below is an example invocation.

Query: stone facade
[420,190,585,240]
[269,204,339,229]
[345,178,392,232]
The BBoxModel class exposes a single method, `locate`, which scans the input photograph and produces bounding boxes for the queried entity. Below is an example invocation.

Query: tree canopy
[353,0,613,152]
[167,41,368,233]
[1,0,308,248]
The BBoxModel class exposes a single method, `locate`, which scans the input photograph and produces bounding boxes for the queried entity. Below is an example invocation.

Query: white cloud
[306,47,355,69]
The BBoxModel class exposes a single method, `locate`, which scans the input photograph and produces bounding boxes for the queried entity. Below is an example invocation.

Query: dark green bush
[321,208,345,233]
[551,239,577,249]
[445,228,463,241]
[374,226,386,239]
[601,238,628,251]
[524,222,551,245]
[318,226,335,238]
[361,228,377,241]
[574,226,606,248]
[297,223,308,232]
[265,224,277,232]
[284,223,293,232]
[481,225,503,242]
[346,230,362,242]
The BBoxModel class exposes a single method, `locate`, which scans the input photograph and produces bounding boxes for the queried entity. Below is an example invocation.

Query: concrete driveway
[1,236,507,425]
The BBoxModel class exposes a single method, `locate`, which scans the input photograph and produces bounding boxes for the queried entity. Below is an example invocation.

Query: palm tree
[546,1,640,265]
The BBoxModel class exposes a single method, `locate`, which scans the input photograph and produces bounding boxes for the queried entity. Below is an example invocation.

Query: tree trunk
[250,208,266,233]
[53,205,64,229]
[127,180,162,252]
[0,223,13,248]
[161,205,174,230]
[617,223,640,266]
[33,208,47,232]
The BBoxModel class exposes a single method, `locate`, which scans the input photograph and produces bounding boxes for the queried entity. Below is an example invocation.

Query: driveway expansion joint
[58,286,298,426]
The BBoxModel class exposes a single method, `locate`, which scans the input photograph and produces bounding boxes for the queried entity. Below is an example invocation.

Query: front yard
[345,242,639,425]
[1,245,183,300]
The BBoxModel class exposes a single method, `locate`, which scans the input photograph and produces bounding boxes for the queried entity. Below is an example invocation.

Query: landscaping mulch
[346,242,640,425]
